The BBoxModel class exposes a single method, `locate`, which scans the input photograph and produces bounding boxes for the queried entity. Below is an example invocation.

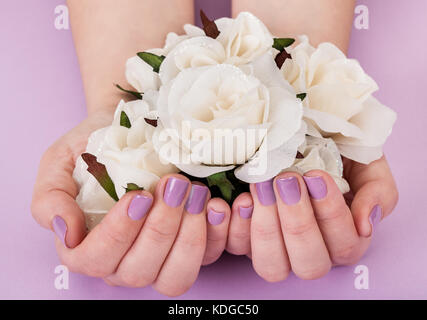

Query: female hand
[31,112,232,296]
[227,156,398,281]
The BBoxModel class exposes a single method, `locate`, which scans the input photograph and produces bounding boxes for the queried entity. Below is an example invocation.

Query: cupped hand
[227,156,398,281]
[31,113,232,296]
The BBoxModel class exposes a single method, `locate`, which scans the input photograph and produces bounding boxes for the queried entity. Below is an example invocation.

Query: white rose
[159,12,273,84]
[282,35,397,164]
[73,99,178,215]
[216,12,273,64]
[125,55,160,93]
[153,53,304,183]
[285,134,350,193]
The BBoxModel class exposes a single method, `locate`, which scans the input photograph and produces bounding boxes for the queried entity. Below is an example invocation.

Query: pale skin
[31,0,398,295]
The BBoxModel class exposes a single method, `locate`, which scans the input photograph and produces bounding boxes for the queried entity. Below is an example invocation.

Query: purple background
[1,0,426,299]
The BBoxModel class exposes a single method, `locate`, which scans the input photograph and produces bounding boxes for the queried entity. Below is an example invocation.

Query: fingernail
[239,206,254,219]
[52,216,68,248]
[369,205,382,231]
[185,184,208,214]
[128,195,153,220]
[163,177,189,207]
[276,176,301,205]
[208,209,225,225]
[303,176,327,200]
[255,179,276,206]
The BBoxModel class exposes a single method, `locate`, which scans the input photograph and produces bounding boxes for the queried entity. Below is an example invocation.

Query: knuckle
[332,244,359,265]
[82,263,113,278]
[155,279,192,297]
[295,263,331,280]
[144,219,177,244]
[177,232,206,251]
[202,252,221,266]
[226,243,249,256]
[119,272,154,288]
[229,230,250,242]
[252,223,280,241]
[256,266,290,283]
[315,208,347,224]
[99,222,133,246]
[281,220,317,237]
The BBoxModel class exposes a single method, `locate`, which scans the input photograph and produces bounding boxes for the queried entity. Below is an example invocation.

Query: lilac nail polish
[208,209,225,225]
[255,179,276,206]
[52,216,68,248]
[128,195,153,220]
[303,176,327,200]
[369,205,382,230]
[163,177,189,207]
[239,206,254,219]
[185,184,208,214]
[276,176,301,205]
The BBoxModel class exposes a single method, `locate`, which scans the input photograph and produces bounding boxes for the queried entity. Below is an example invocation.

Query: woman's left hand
[226,156,398,281]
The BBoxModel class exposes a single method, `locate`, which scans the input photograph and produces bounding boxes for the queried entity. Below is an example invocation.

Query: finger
[346,156,399,237]
[56,190,153,277]
[273,173,331,280]
[31,145,86,248]
[303,170,364,265]
[153,183,209,296]
[105,174,190,287]
[203,198,231,266]
[250,179,290,282]
[226,192,253,255]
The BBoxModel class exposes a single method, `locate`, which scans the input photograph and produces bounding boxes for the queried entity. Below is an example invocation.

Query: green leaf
[200,10,220,39]
[124,183,144,193]
[120,111,131,128]
[137,52,165,73]
[272,38,295,51]
[207,171,235,202]
[115,84,142,99]
[81,153,119,201]
[296,93,307,101]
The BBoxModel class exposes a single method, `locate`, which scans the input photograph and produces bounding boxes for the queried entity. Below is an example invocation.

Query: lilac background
[1,0,426,299]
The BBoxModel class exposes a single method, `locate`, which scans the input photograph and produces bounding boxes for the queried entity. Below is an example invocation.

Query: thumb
[31,146,87,248]
[347,156,399,238]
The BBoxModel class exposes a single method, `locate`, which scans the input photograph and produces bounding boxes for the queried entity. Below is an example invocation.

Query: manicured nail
[52,216,68,248]
[208,209,225,225]
[128,195,153,220]
[369,205,382,231]
[303,176,327,200]
[239,206,254,219]
[185,184,208,214]
[163,177,189,207]
[276,176,301,205]
[255,179,276,206]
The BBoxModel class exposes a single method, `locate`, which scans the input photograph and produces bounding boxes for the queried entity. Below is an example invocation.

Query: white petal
[176,163,235,178]
[125,56,160,92]
[303,107,365,139]
[334,96,397,147]
[337,143,383,164]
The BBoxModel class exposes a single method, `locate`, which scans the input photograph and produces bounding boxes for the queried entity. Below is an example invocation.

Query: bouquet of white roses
[73,11,396,230]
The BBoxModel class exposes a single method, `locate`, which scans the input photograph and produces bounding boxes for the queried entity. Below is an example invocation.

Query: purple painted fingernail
[255,179,276,206]
[208,209,225,225]
[52,216,68,248]
[303,176,327,200]
[128,195,153,220]
[185,184,208,214]
[369,205,382,230]
[239,206,254,219]
[163,177,189,207]
[276,176,301,205]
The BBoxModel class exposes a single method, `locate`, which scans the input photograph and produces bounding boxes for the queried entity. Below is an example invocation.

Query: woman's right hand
[31,112,232,296]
